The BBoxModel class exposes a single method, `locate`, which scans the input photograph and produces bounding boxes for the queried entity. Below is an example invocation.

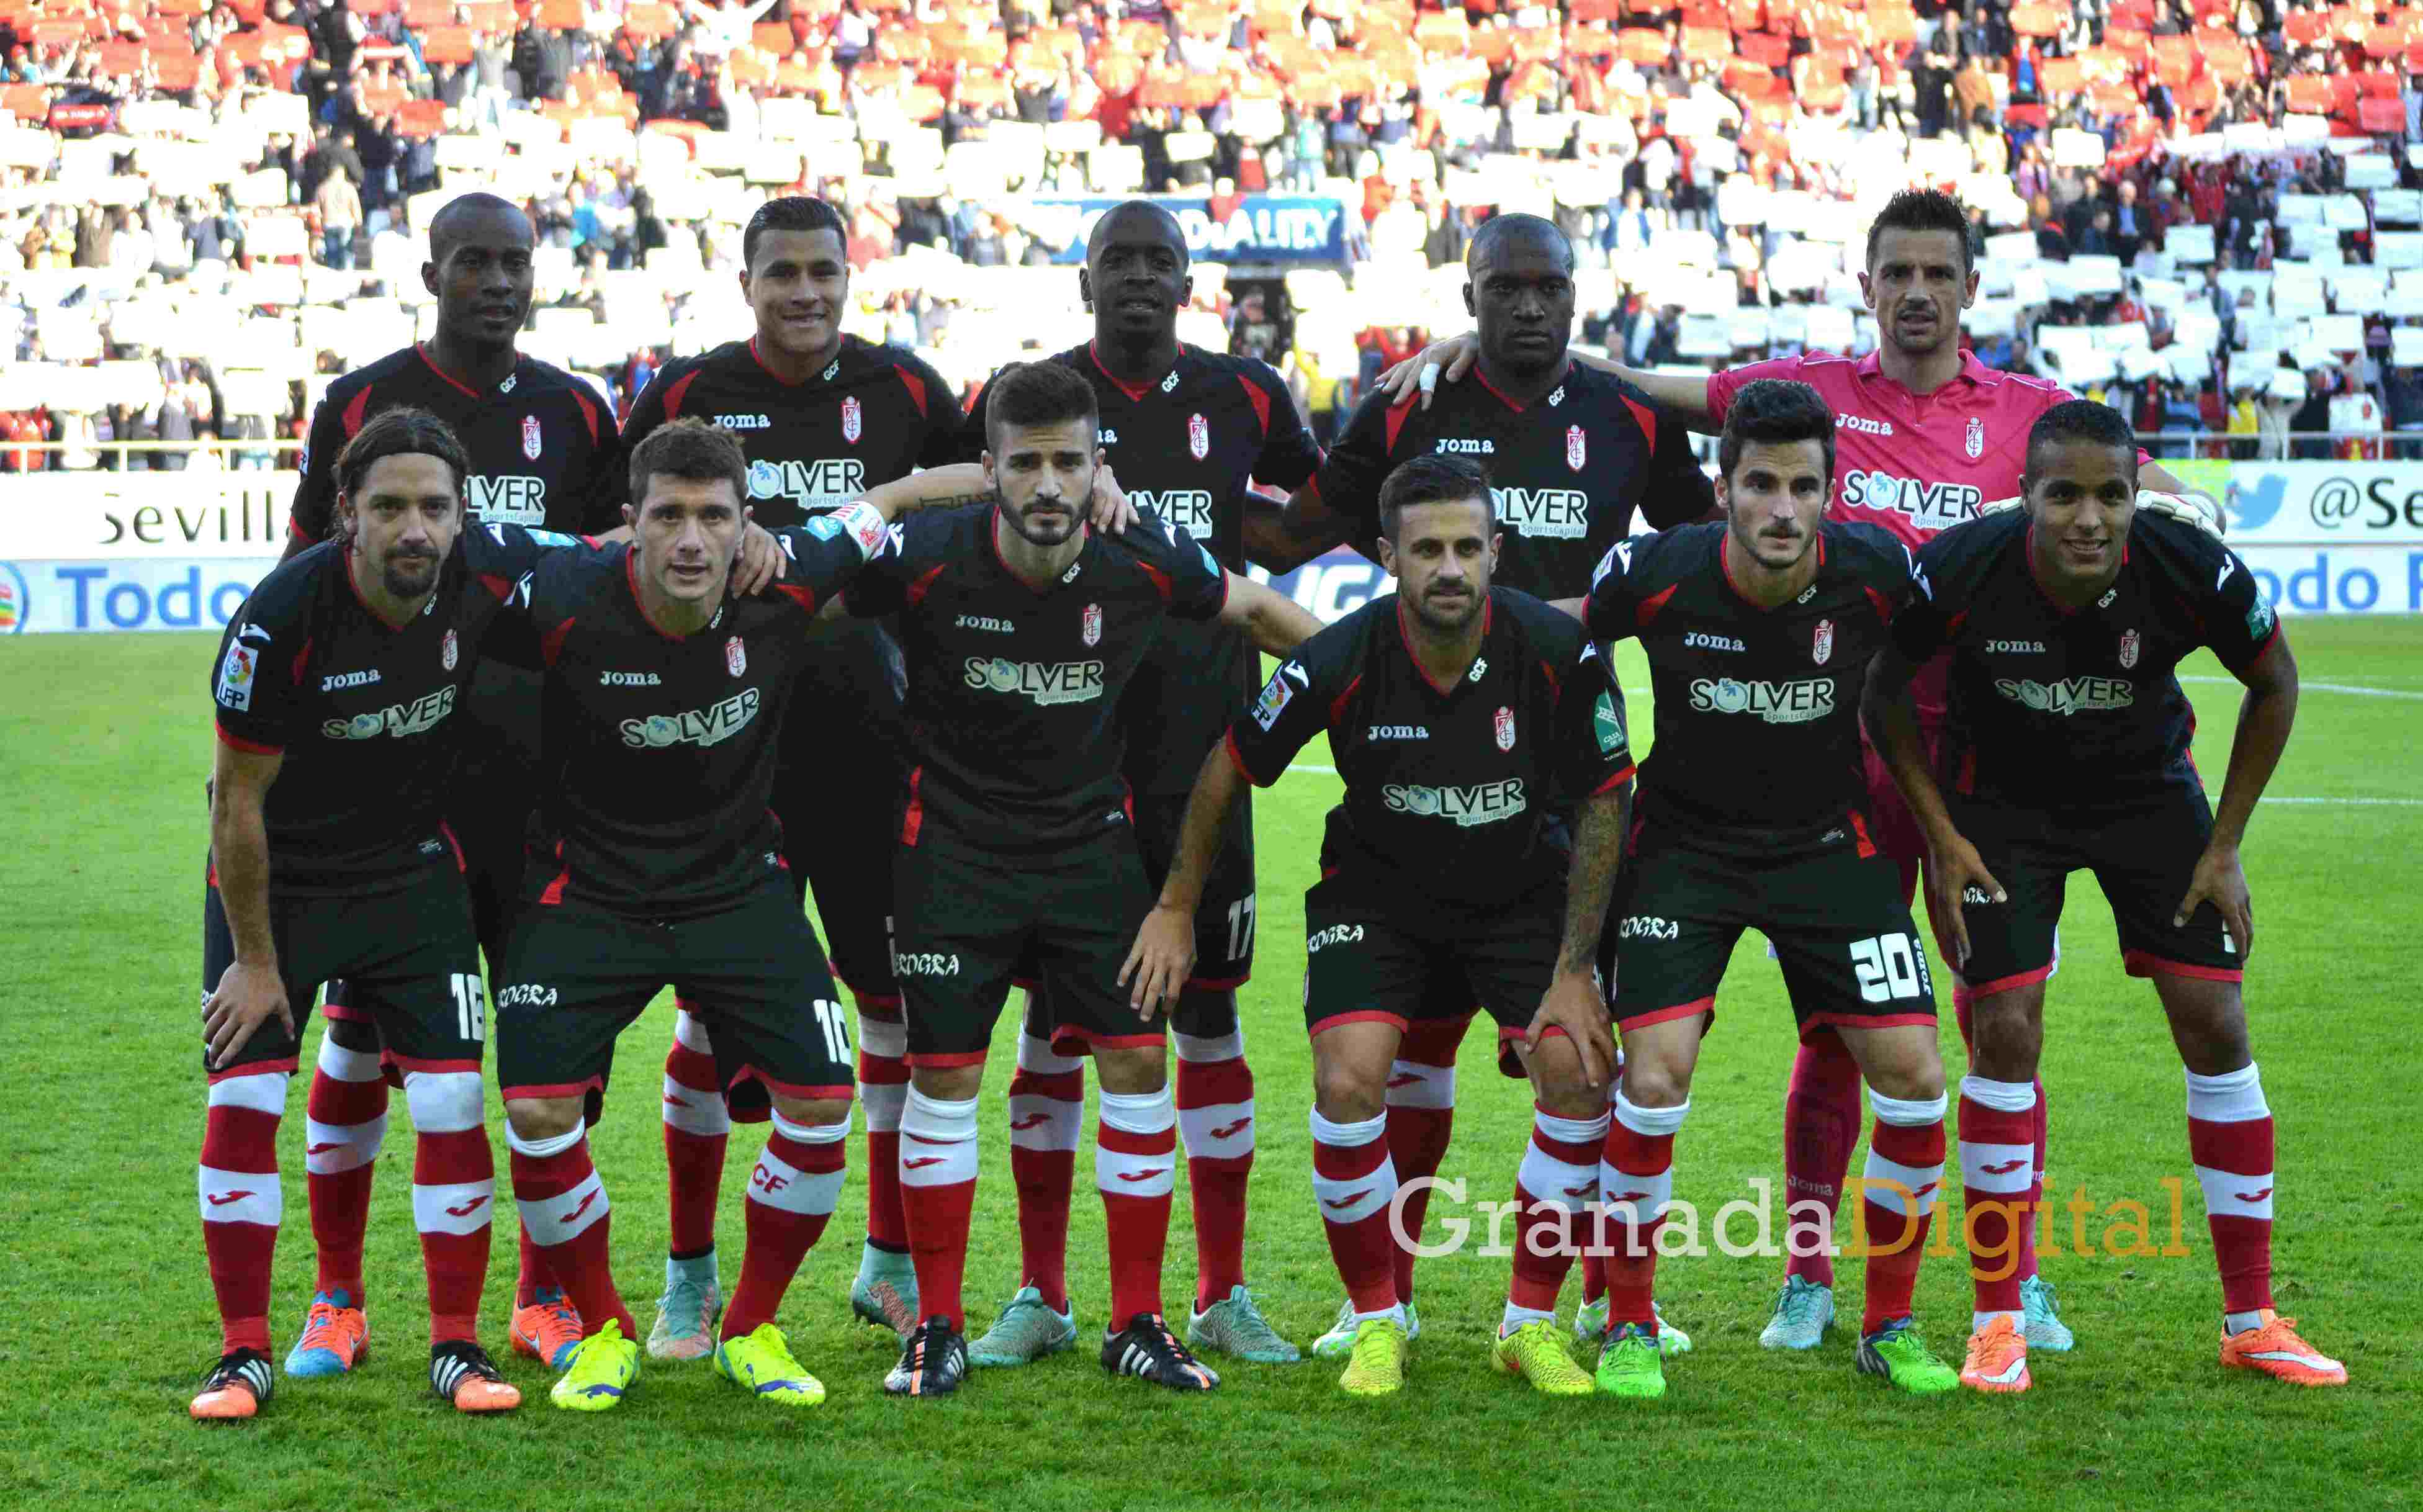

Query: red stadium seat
[2103,25,2149,60]
[1570,0,1624,19]
[349,0,395,16]
[421,25,472,63]
[2202,38,2249,84]
[2357,69,2400,96]
[2,84,50,122]
[2285,74,2332,112]
[729,48,774,86]
[462,1,512,31]
[1738,29,1789,65]
[2038,57,2081,94]
[1680,24,1728,61]
[953,70,1014,111]
[536,0,582,30]
[1413,10,1468,53]
[2008,2,2062,37]
[395,97,449,137]
[2357,94,2404,132]
[1565,24,1620,59]
[1617,27,1668,64]
[402,0,453,27]
[2283,8,2328,45]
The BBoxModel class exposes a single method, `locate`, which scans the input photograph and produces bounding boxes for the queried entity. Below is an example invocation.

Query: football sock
[303,1030,386,1306]
[403,1069,493,1346]
[1509,1104,1608,1320]
[2186,1062,2275,1317]
[1780,1028,1862,1289]
[1383,1014,1467,1304]
[201,1069,289,1356]
[1600,1090,1686,1333]
[1005,1028,1081,1310]
[856,1012,912,1254]
[898,1087,979,1331]
[508,1125,634,1342]
[1310,1109,1400,1318]
[515,1225,555,1309]
[1861,1089,1947,1333]
[1097,1087,1178,1326]
[1959,1074,2036,1323]
[1953,984,2049,1279]
[721,1114,847,1341]
[1174,1018,1255,1312]
[661,1005,730,1261]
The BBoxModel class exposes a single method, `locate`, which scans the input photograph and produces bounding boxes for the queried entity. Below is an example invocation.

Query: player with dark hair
[191,407,581,1421]
[1267,210,1710,1360]
[489,418,994,1413]
[1129,454,1637,1398]
[1571,379,1963,1401]
[946,199,1323,1370]
[1384,189,2214,1352]
[851,360,1323,1398]
[1865,399,2341,1392]
[617,196,979,1362]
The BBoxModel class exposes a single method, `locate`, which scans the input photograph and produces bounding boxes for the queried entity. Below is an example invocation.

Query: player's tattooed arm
[1120,744,1244,1019]
[1529,780,1625,1087]
[204,742,295,1069]
[1215,572,1324,656]
[1861,646,2003,970]
[2178,631,2298,956]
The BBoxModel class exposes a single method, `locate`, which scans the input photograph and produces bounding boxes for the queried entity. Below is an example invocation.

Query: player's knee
[2162,981,2251,1075]
[1313,1061,1387,1123]
[505,1096,582,1143]
[403,1069,485,1134]
[1617,1056,1691,1109]
[1863,1055,1944,1106]
[770,1092,851,1128]
[1093,1044,1167,1097]
[1525,1033,1597,1110]
[1966,989,2043,1079]
[911,1063,986,1102]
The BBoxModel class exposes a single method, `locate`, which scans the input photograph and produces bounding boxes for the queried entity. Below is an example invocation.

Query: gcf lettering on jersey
[1189,412,1210,461]
[1495,487,1590,539]
[1566,425,1586,472]
[443,628,459,670]
[842,394,863,444]
[522,415,542,461]
[1494,705,1516,751]
[2118,628,2140,669]
[1134,489,1216,541]
[1812,618,1833,666]
[747,456,868,509]
[1081,602,1102,647]
[726,636,746,676]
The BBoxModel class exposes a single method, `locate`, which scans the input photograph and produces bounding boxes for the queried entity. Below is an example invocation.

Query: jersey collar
[987,505,1089,595]
[623,547,716,639]
[344,546,429,632]
[1472,355,1574,414]
[1086,340,1184,404]
[748,335,848,388]
[2021,522,2127,616]
[415,343,516,400]
[1717,527,1825,612]
[1851,346,1995,396]
[1395,593,1493,696]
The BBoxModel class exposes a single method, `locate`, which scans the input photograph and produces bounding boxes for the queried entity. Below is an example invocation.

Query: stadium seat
[1413,10,1468,53]
[2008,3,2064,37]
[1739,29,1790,66]
[2039,56,2082,95]
[1680,24,1728,62]
[421,26,474,65]
[536,0,580,29]
[402,0,452,27]
[2357,95,2404,132]
[1618,27,1668,65]
[2286,74,2333,112]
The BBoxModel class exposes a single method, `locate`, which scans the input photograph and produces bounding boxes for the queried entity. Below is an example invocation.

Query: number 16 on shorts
[450,973,487,1042]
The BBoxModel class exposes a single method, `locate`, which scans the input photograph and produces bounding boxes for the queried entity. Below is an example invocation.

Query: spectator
[315,166,362,269]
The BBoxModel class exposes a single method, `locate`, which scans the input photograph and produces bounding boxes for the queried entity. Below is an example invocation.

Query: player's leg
[649,999,729,1361]
[1596,1012,1706,1402]
[850,1001,918,1334]
[190,876,313,1421]
[290,1009,384,1379]
[495,906,652,1411]
[970,974,1083,1366]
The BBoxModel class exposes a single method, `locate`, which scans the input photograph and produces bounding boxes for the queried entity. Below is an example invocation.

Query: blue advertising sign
[1028,196,1349,265]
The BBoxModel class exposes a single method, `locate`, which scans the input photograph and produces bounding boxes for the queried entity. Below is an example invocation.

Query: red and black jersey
[623,335,960,525]
[1228,587,1632,909]
[1312,361,1714,599]
[506,510,891,917]
[291,345,621,544]
[210,523,559,894]
[1893,509,2280,806]
[958,343,1325,794]
[1585,520,1920,852]
[844,504,1231,856]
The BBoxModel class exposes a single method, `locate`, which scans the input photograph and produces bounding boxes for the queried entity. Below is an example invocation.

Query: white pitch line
[1279,763,2419,808]
[2182,675,2423,701]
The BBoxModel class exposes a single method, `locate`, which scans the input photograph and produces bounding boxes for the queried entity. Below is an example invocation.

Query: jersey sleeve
[1890,526,1971,662]
[571,387,626,533]
[2183,531,2280,676]
[1552,639,1637,799]
[908,356,966,469]
[212,578,311,753]
[287,393,352,546]
[1635,385,1717,529]
[1225,623,1350,786]
[1140,510,1231,622]
[841,519,914,618]
[1303,387,1401,534]
[1702,354,1806,428]
[1244,359,1324,490]
[1581,533,1654,642]
[771,500,894,614]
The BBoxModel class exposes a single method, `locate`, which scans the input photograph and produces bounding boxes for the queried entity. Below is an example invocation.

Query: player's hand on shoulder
[1090,461,1138,536]
[203,960,293,1071]
[1118,902,1197,1020]
[2136,488,2226,538]
[734,520,787,595]
[1380,331,1478,410]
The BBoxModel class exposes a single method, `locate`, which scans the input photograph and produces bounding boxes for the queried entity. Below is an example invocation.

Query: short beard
[1003,492,1086,548]
[1405,587,1483,636]
[379,553,440,598]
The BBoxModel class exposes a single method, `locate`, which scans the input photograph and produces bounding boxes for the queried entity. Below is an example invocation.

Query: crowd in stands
[3,0,2420,470]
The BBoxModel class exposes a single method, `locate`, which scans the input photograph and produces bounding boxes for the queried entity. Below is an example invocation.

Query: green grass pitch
[0,620,2415,1511]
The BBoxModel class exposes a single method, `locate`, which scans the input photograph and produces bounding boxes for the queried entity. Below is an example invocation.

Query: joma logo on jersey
[320,669,381,691]
[747,457,866,507]
[715,413,771,429]
[1688,677,1836,723]
[1133,490,1215,542]
[321,685,457,740]
[600,670,662,686]
[1367,724,1429,740]
[618,687,762,749]
[468,474,547,526]
[1684,631,1746,652]
[1986,640,2046,654]
[1995,677,2134,716]
[1436,438,1495,455]
[963,657,1106,706]
[955,615,1014,633]
[1306,924,1365,953]
[1382,778,1527,827]
[1839,470,1984,532]
[1492,487,1589,539]
[1835,413,1894,436]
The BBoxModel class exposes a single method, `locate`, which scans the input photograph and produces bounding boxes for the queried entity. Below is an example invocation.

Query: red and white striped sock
[1599,1089,1686,1334]
[1506,1104,1608,1333]
[1174,1024,1254,1312]
[1959,1074,2036,1327]
[856,1013,911,1255]
[1097,1086,1177,1327]
[1311,1109,1401,1321]
[1860,1089,1946,1333]
[898,1087,980,1331]
[515,1225,557,1309]
[661,1006,729,1261]
[1780,1029,1862,1289]
[303,1033,386,1305]
[2186,1062,2275,1326]
[403,1069,493,1346]
[1580,1054,1622,1307]
[1954,984,2048,1279]
[508,1125,634,1340]
[722,1113,848,1339]
[1006,1030,1081,1310]
[1383,1016,1465,1305]
[200,1069,288,1356]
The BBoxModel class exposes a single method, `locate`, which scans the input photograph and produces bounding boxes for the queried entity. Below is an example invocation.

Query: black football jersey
[291,345,621,543]
[844,503,1230,855]
[210,523,560,893]
[508,508,892,917]
[957,343,1324,794]
[1585,520,1921,850]
[1229,587,1634,907]
[1311,360,1714,599]
[1892,509,2281,805]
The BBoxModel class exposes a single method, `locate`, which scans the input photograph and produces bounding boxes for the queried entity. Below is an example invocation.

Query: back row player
[1262,213,1714,1357]
[1376,189,2211,1354]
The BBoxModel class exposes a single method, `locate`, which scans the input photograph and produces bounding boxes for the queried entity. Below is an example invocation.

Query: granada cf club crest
[1189,412,1209,461]
[2118,628,2140,669]
[1812,617,1834,665]
[521,415,542,461]
[842,394,863,444]
[1566,425,1586,472]
[441,628,458,670]
[1081,601,1102,647]
[726,636,747,676]
[1494,705,1516,751]
[1966,416,1984,460]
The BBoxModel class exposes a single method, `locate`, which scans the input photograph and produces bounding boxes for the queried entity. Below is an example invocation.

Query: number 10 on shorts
[810,998,850,1064]
[1849,934,1927,1003]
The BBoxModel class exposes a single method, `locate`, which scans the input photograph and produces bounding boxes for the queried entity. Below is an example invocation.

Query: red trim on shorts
[536,841,569,906]
[1963,963,2056,999]
[320,999,375,1024]
[500,1076,605,1101]
[386,1054,482,1075]
[906,1050,991,1069]
[1800,1010,1937,1038]
[1591,762,1638,796]
[730,1068,856,1104]
[209,1056,298,1083]
[1615,996,1715,1033]
[2123,950,2242,983]
[1308,1009,1410,1038]
[1501,1023,1565,1045]
[832,971,901,1010]
[1849,809,1877,859]
[215,722,281,755]
[1224,727,1271,787]
[1048,1025,1165,1053]
[899,765,925,846]
[1187,972,1249,991]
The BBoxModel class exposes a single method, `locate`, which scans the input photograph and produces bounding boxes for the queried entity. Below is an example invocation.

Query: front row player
[194,408,563,1419]
[1567,380,1964,1400]
[842,361,1326,1397]
[1128,455,1641,1399]
[488,420,984,1413]
[1866,400,2344,1392]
